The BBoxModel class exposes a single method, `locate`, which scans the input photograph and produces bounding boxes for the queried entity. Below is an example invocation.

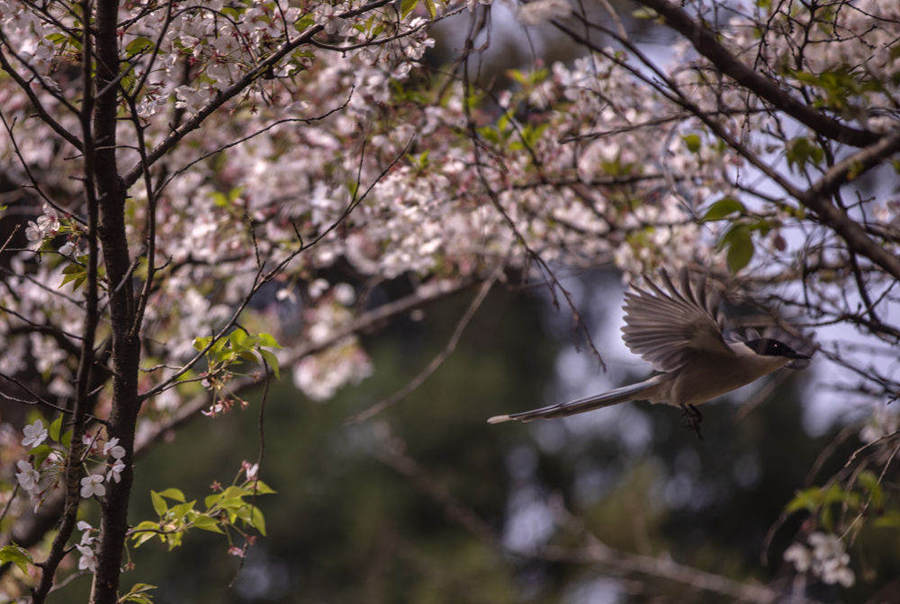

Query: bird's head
[724,310,816,370]
[743,337,812,366]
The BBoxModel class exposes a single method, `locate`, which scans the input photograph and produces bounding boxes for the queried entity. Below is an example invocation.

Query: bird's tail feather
[487,375,664,424]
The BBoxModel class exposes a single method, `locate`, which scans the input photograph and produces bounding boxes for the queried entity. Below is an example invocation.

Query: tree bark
[89,1,142,602]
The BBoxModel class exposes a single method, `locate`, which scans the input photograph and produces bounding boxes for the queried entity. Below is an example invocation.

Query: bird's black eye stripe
[746,338,800,358]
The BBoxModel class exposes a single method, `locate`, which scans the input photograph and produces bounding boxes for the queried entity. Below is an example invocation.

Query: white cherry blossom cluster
[293,337,373,401]
[75,521,98,573]
[118,35,733,407]
[24,204,61,250]
[13,419,129,512]
[0,1,74,76]
[784,532,855,587]
[15,420,62,511]
[724,0,899,129]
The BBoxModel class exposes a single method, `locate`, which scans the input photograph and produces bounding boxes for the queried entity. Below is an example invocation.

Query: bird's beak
[786,357,811,369]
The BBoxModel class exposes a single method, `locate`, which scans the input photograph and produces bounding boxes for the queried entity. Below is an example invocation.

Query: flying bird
[487,269,813,430]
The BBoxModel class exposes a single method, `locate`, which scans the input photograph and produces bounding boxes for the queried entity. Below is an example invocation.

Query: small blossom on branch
[21,419,48,448]
[783,542,811,572]
[103,437,126,460]
[15,460,40,495]
[242,460,259,481]
[80,473,106,498]
[75,543,97,573]
[228,546,245,558]
[77,520,95,543]
[107,459,126,484]
[784,532,855,587]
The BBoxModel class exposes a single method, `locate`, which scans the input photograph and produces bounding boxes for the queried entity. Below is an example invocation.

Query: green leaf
[238,350,259,364]
[45,32,69,45]
[0,544,33,573]
[423,0,437,18]
[822,483,859,508]
[132,531,157,548]
[786,487,821,513]
[294,14,316,32]
[682,133,702,153]
[632,7,659,19]
[259,349,280,380]
[49,415,63,441]
[125,36,154,57]
[193,336,212,351]
[60,264,86,289]
[131,521,162,548]
[400,0,418,19]
[857,470,884,508]
[120,583,157,604]
[211,192,229,208]
[727,237,753,273]
[257,333,282,349]
[248,480,277,495]
[168,501,196,521]
[151,491,168,517]
[165,530,183,550]
[30,444,53,468]
[722,225,754,273]
[221,485,252,499]
[210,337,228,355]
[786,137,824,172]
[230,329,249,350]
[227,186,244,203]
[701,197,746,222]
[156,487,186,502]
[250,506,267,536]
[191,514,225,534]
[204,492,222,509]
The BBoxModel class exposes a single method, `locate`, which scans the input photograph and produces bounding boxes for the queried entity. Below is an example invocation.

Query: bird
[487,268,813,431]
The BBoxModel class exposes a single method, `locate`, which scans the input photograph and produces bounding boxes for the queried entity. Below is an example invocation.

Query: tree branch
[635,0,879,148]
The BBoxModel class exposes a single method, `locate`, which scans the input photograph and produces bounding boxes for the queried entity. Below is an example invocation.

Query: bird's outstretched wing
[621,269,730,372]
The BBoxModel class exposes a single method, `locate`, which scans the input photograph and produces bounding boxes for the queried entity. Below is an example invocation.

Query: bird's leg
[679,403,704,440]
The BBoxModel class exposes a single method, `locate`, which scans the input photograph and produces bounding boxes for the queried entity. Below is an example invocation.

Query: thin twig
[348,268,501,423]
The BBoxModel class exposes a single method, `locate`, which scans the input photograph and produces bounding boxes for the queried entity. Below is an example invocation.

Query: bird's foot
[680,403,703,440]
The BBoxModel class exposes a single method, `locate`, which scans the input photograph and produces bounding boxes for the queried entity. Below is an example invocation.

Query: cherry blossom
[784,533,856,588]
[75,543,98,573]
[21,419,48,448]
[15,460,40,496]
[107,460,126,484]
[103,438,126,461]
[80,474,106,499]
[808,533,855,588]
[783,543,811,573]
